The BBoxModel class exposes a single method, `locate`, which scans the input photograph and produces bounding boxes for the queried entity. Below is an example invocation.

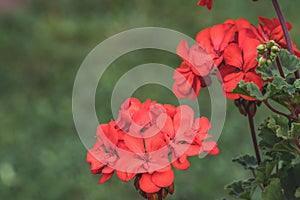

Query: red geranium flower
[197,0,213,10]
[218,37,264,100]
[173,40,213,100]
[196,23,235,67]
[246,16,300,57]
[86,98,219,199]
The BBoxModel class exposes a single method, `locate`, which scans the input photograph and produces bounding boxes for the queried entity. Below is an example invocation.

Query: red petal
[123,134,144,153]
[223,44,243,69]
[203,140,219,155]
[177,39,189,60]
[185,144,202,156]
[196,28,213,53]
[172,157,190,170]
[116,171,136,182]
[210,24,225,51]
[151,169,174,188]
[86,152,105,174]
[223,72,244,92]
[102,166,114,174]
[173,105,194,136]
[139,173,161,193]
[98,172,114,184]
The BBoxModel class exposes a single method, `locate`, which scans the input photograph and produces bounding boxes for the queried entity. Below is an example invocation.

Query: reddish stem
[275,56,285,79]
[248,114,261,165]
[264,100,298,120]
[272,0,300,79]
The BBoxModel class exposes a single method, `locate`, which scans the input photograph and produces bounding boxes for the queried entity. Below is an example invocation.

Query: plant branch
[263,100,297,120]
[272,0,300,79]
[247,114,261,165]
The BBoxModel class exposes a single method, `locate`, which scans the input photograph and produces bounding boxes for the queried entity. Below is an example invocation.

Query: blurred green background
[1,0,299,199]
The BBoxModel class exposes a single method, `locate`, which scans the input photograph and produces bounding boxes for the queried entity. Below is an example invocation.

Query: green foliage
[225,178,254,200]
[258,115,299,156]
[261,178,284,200]
[295,187,300,198]
[257,50,300,80]
[232,155,258,170]
[280,163,300,199]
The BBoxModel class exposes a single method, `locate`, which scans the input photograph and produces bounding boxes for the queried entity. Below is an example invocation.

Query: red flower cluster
[173,17,300,100]
[86,98,219,199]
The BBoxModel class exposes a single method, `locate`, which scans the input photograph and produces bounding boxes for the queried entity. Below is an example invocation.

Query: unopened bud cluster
[234,99,261,117]
[257,40,280,67]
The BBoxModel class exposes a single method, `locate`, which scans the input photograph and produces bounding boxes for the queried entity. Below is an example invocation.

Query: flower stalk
[272,0,300,79]
[247,113,261,165]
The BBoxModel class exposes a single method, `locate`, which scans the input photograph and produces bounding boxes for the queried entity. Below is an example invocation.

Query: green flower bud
[257,44,266,54]
[266,59,272,66]
[271,45,280,53]
[259,57,267,66]
[266,40,276,49]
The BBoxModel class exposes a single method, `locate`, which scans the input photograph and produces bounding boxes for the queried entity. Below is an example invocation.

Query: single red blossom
[257,16,300,57]
[157,105,219,170]
[196,23,235,67]
[173,39,213,100]
[173,61,211,100]
[218,38,264,100]
[246,16,300,57]
[197,0,213,10]
[258,16,292,42]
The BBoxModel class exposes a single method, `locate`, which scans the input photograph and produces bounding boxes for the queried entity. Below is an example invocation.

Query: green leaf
[294,79,300,89]
[232,80,267,100]
[262,178,285,200]
[257,50,300,80]
[255,161,277,186]
[295,187,300,198]
[258,115,298,160]
[232,154,258,170]
[289,122,300,138]
[225,178,254,200]
[280,163,300,199]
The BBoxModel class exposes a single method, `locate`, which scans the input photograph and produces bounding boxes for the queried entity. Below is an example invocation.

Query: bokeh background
[1,0,299,199]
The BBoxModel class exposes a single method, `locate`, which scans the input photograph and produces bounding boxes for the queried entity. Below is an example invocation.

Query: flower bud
[134,176,140,191]
[258,57,267,66]
[139,190,148,199]
[266,40,276,49]
[247,102,257,117]
[152,193,160,200]
[161,188,169,198]
[271,45,280,53]
[266,59,272,66]
[168,183,174,195]
[257,44,266,55]
[270,51,277,58]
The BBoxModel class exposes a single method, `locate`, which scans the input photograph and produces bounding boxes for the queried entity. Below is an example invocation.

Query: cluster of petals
[173,16,300,101]
[86,98,219,198]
